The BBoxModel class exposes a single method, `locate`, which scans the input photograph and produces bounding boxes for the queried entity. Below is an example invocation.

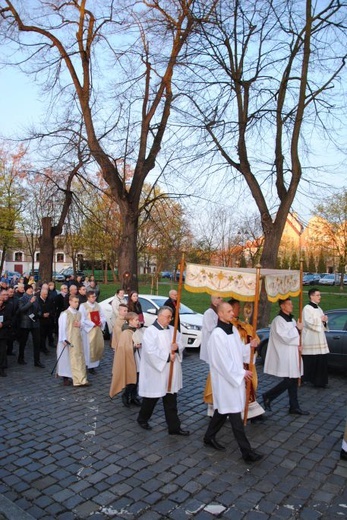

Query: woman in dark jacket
[127,292,144,327]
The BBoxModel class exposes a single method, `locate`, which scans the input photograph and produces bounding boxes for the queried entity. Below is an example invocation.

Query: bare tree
[178,0,347,324]
[0,0,218,290]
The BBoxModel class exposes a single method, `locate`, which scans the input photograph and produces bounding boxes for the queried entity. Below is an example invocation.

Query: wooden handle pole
[243,264,261,425]
[167,252,185,392]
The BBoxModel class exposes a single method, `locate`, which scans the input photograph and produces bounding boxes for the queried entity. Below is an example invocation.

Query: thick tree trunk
[118,209,139,294]
[39,217,55,282]
[257,224,284,328]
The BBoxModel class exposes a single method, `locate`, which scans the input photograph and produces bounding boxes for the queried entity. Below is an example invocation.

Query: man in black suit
[164,290,180,331]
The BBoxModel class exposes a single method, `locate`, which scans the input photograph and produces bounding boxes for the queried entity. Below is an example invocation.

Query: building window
[35,252,40,262]
[57,253,64,262]
[14,251,23,261]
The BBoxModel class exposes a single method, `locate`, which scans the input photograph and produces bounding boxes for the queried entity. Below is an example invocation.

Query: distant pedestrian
[17,285,45,368]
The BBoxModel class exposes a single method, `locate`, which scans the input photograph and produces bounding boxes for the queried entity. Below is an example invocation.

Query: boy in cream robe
[111,303,128,350]
[57,296,90,387]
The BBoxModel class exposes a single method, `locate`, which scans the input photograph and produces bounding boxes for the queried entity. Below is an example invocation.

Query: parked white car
[99,294,202,349]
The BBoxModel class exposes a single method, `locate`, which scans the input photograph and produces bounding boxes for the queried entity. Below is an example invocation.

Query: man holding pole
[136,306,189,435]
[203,302,263,462]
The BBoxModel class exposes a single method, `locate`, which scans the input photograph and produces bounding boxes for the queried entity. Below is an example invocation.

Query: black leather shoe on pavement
[122,394,131,408]
[130,398,142,406]
[203,437,226,451]
[340,449,347,461]
[34,362,45,368]
[169,429,190,436]
[262,393,272,411]
[18,359,27,365]
[243,451,263,463]
[137,420,152,430]
[289,408,309,415]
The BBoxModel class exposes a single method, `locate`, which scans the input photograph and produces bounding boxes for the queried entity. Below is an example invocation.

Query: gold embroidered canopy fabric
[184,263,301,302]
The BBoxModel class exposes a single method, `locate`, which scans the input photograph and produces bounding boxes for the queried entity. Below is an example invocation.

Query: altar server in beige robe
[109,312,142,406]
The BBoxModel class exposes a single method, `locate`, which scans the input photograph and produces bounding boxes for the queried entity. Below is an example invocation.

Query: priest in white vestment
[57,295,90,387]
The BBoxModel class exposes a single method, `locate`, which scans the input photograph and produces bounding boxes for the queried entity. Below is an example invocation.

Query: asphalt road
[0,342,346,519]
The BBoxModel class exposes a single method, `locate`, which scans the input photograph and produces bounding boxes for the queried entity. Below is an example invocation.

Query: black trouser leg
[287,378,299,409]
[31,328,41,364]
[204,409,228,441]
[40,322,50,352]
[138,397,159,424]
[0,339,7,369]
[163,393,181,433]
[228,412,252,457]
[18,329,30,361]
[265,378,290,403]
[6,338,14,355]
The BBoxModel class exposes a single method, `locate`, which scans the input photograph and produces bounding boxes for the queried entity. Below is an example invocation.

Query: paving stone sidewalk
[0,343,346,519]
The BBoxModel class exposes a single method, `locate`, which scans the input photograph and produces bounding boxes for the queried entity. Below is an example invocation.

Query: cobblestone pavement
[0,342,346,519]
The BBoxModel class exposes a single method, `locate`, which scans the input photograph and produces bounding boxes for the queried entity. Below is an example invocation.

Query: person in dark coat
[0,288,12,376]
[17,285,45,368]
[164,290,181,331]
[37,287,55,355]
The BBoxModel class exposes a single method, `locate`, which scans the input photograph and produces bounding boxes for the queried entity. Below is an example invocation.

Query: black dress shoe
[88,368,96,374]
[340,449,347,461]
[130,398,142,406]
[262,393,272,411]
[289,408,309,415]
[203,437,226,451]
[250,415,266,424]
[0,369,7,377]
[18,359,27,365]
[243,451,263,462]
[34,362,45,368]
[169,429,190,436]
[137,420,152,430]
[122,394,131,408]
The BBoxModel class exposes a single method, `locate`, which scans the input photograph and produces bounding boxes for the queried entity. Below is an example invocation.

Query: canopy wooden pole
[167,252,185,392]
[298,258,304,385]
[243,264,261,425]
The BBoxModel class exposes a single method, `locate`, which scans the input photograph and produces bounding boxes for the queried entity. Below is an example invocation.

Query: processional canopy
[184,263,301,303]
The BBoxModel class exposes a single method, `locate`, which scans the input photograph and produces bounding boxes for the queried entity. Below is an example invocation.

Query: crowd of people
[0,274,101,377]
[1,278,344,461]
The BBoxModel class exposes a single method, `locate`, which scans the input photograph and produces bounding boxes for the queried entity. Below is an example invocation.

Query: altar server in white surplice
[137,306,189,436]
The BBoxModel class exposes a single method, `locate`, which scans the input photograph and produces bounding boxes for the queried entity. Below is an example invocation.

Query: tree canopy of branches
[0,0,218,290]
[312,188,347,283]
[0,145,25,274]
[178,0,346,323]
